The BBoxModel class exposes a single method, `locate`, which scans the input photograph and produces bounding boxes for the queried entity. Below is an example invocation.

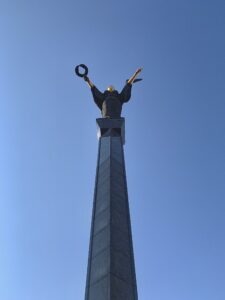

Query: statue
[75,64,143,118]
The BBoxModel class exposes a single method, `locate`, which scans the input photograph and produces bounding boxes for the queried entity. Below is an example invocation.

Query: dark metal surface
[91,84,132,118]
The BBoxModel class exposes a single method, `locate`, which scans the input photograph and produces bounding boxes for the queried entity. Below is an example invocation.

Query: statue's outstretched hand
[128,67,143,84]
[135,67,143,75]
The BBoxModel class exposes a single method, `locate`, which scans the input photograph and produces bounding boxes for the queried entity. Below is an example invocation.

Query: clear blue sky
[1,0,225,299]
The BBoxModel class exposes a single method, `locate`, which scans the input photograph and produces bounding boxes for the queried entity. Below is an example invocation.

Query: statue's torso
[102,91,122,118]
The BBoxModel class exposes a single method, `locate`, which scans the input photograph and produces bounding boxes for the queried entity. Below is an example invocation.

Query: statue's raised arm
[127,67,143,84]
[84,75,94,89]
[75,64,95,88]
[120,67,143,103]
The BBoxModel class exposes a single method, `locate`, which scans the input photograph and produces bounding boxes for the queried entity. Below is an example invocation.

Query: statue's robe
[91,83,132,118]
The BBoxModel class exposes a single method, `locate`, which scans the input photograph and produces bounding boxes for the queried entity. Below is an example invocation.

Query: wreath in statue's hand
[75,64,88,78]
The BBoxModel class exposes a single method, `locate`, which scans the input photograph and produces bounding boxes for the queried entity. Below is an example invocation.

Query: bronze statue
[75,64,142,119]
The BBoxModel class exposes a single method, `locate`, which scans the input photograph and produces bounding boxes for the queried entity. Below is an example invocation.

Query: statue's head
[107,85,115,92]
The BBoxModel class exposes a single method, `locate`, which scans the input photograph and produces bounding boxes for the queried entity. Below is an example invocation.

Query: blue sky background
[1,0,225,299]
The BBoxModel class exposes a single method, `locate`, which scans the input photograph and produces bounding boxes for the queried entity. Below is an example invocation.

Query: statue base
[96,118,125,145]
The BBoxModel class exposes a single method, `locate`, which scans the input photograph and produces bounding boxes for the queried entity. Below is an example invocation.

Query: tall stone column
[85,118,138,300]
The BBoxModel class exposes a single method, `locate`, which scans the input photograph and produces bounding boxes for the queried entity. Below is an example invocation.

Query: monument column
[85,118,138,300]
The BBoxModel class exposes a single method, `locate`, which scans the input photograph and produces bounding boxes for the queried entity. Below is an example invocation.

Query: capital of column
[96,118,125,145]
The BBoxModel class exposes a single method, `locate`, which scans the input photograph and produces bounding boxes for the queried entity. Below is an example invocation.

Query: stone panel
[99,137,110,164]
[110,275,136,300]
[97,175,110,189]
[111,182,127,199]
[111,207,129,235]
[98,158,110,176]
[97,180,110,195]
[93,208,109,235]
[110,158,124,176]
[92,226,109,257]
[111,193,127,217]
[95,191,110,215]
[88,276,109,300]
[111,228,131,258]
[111,137,123,164]
[111,250,133,284]
[90,249,110,285]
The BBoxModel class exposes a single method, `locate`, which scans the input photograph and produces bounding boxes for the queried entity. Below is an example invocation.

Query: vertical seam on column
[84,137,101,300]
[121,137,139,300]
[108,136,112,300]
